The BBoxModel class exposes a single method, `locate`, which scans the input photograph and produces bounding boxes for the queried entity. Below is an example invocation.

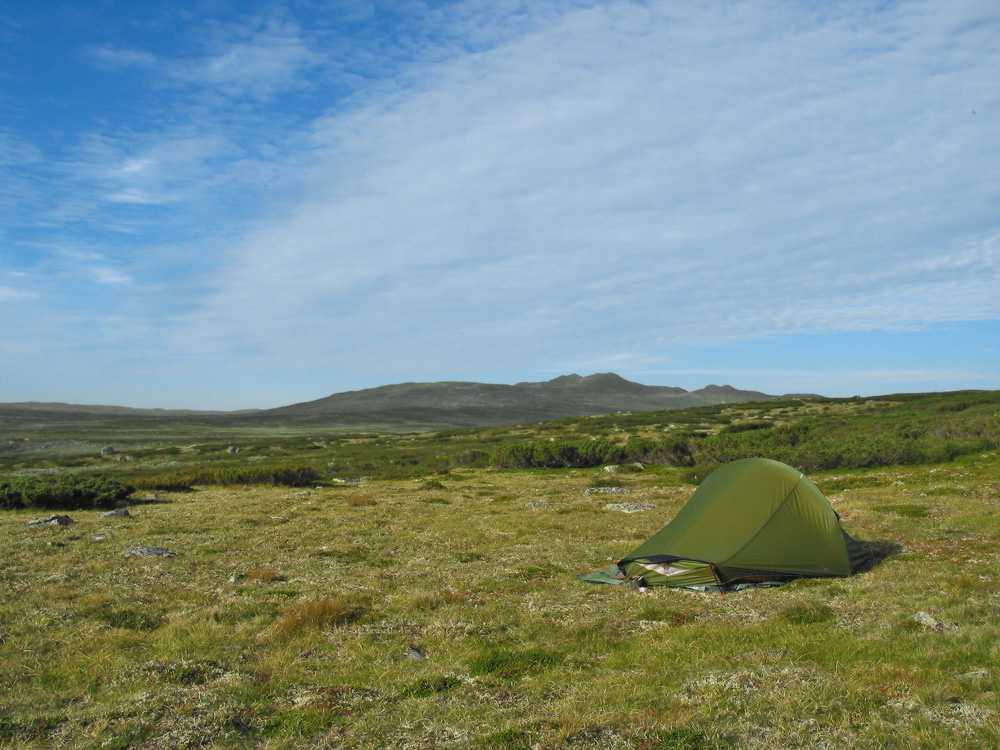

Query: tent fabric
[580,458,870,589]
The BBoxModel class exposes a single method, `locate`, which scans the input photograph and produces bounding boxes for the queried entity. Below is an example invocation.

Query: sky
[1,0,998,410]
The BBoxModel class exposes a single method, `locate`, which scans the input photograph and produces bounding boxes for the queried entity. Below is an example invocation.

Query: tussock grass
[345,494,377,506]
[246,567,287,582]
[1,415,998,747]
[272,597,365,637]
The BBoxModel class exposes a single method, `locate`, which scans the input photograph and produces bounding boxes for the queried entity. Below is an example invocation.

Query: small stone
[125,545,178,558]
[101,445,116,455]
[603,503,659,513]
[603,465,620,473]
[584,487,632,495]
[26,514,74,527]
[911,611,939,628]
[525,500,551,508]
[405,646,428,661]
[91,534,109,542]
[99,508,131,518]
[227,446,240,453]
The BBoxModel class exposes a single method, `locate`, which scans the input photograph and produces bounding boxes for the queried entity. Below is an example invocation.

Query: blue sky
[1,0,998,410]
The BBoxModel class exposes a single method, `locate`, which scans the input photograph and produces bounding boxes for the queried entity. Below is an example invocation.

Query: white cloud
[182,0,998,379]
[3,0,998,407]
[93,267,131,285]
[0,286,36,302]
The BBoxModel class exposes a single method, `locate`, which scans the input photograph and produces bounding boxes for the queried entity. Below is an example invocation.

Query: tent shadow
[855,539,904,574]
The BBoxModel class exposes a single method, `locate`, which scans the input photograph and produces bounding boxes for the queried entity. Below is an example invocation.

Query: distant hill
[259,373,817,427]
[0,374,819,429]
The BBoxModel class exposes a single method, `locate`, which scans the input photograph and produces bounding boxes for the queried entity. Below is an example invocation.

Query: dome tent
[579,458,870,589]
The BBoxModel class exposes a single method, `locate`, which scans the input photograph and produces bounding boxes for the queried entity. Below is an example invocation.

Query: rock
[25,514,74,527]
[125,545,178,558]
[584,487,632,495]
[603,465,620,473]
[101,445,116,455]
[227,446,240,453]
[99,508,131,518]
[91,534,109,542]
[144,494,162,501]
[911,611,939,629]
[959,669,989,679]
[405,646,428,661]
[525,500,551,509]
[116,455,133,462]
[603,503,659,513]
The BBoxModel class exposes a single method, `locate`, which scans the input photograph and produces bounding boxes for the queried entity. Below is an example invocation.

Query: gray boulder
[99,508,131,518]
[125,545,178,558]
[26,514,74,527]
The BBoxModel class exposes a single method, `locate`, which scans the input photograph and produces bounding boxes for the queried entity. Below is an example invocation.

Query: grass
[0,394,998,748]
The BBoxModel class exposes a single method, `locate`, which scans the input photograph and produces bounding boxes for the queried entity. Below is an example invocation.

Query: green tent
[580,458,870,589]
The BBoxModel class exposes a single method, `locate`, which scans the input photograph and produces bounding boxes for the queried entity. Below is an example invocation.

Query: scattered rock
[603,465,620,473]
[25,514,74,527]
[525,500,551,509]
[585,487,632,495]
[603,503,659,513]
[959,668,990,680]
[228,574,247,583]
[101,445,116,455]
[406,646,428,661]
[912,611,940,629]
[116,455,133,462]
[91,534,109,542]
[227,446,240,454]
[125,545,178,558]
[99,508,131,518]
[295,490,311,496]
[144,494,162,501]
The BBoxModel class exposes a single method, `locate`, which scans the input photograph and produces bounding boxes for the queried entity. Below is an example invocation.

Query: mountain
[0,374,818,429]
[260,373,812,427]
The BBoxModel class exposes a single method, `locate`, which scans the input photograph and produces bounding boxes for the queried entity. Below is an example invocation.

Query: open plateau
[1,378,998,749]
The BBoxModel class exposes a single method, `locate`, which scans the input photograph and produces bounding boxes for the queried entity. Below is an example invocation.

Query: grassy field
[1,395,999,748]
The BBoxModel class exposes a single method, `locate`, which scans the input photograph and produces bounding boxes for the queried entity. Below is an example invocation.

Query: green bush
[132,464,320,490]
[0,475,133,511]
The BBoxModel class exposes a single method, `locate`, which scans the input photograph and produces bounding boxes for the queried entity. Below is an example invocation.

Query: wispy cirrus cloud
[183,1,999,373]
[1,0,997,408]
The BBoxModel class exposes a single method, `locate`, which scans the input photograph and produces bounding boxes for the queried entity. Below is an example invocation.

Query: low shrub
[0,475,133,511]
[132,464,320,490]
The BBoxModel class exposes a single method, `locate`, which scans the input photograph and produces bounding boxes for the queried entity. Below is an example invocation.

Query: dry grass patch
[245,566,287,582]
[272,596,365,637]
[345,494,377,506]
